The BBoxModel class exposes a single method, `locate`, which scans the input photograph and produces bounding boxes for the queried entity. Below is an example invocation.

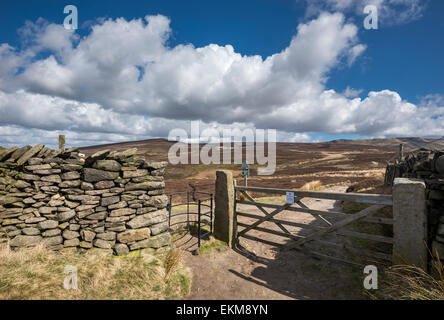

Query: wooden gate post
[392,178,427,269]
[214,170,236,248]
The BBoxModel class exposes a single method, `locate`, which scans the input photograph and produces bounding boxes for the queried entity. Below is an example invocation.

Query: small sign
[286,191,294,204]
[242,161,249,177]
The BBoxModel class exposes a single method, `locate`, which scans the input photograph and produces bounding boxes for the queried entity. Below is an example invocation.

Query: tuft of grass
[299,180,324,191]
[164,248,183,280]
[196,236,228,255]
[374,253,444,300]
[0,243,191,300]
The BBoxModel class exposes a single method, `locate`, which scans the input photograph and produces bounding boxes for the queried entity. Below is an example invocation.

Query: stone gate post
[392,178,427,269]
[214,170,236,248]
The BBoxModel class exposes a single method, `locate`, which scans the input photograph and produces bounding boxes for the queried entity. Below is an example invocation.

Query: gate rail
[167,191,213,248]
[234,185,394,265]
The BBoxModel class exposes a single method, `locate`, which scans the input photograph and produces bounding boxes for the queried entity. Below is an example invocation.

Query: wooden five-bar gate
[234,186,394,266]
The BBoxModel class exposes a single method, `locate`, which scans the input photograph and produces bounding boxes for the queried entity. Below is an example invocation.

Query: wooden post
[399,143,404,161]
[59,134,66,151]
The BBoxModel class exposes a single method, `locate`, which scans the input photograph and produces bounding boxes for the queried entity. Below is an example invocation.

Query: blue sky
[0,0,443,147]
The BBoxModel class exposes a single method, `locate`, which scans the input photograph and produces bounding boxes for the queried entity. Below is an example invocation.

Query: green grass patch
[196,236,228,255]
[0,243,191,300]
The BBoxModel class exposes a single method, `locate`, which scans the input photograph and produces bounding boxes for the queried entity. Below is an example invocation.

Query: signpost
[242,161,249,187]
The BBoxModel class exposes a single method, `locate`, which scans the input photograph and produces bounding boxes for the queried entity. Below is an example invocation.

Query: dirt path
[178,185,366,300]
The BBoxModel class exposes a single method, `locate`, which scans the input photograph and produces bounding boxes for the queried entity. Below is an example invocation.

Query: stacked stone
[384,150,444,262]
[0,144,170,255]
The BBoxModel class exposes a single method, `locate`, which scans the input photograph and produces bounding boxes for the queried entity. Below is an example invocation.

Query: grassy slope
[0,244,191,300]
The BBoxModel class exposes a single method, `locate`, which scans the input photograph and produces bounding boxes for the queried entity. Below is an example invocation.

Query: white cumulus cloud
[0,12,442,148]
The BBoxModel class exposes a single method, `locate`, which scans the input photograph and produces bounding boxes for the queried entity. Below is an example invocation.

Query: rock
[108,201,127,210]
[117,228,150,243]
[64,200,79,209]
[2,219,21,226]
[43,236,64,246]
[22,227,41,236]
[67,194,100,202]
[94,180,115,189]
[125,181,165,191]
[86,212,106,220]
[101,196,120,207]
[48,200,64,207]
[61,171,81,180]
[22,197,36,205]
[63,229,80,240]
[93,160,121,172]
[27,157,43,165]
[10,235,42,247]
[57,210,76,222]
[69,224,80,231]
[81,182,94,190]
[0,196,21,205]
[25,164,51,171]
[59,180,81,188]
[64,238,80,247]
[93,239,113,249]
[80,230,96,241]
[8,146,31,162]
[25,217,46,224]
[34,169,62,175]
[38,220,59,230]
[143,161,168,170]
[43,229,62,237]
[60,164,82,171]
[83,168,119,182]
[40,186,59,193]
[110,208,136,217]
[114,243,129,256]
[77,209,95,219]
[106,216,130,223]
[15,180,31,189]
[41,175,62,183]
[127,209,168,229]
[7,230,22,237]
[150,221,169,236]
[22,174,40,181]
[0,147,18,161]
[129,232,171,250]
[16,144,44,166]
[150,168,165,176]
[75,204,97,212]
[39,207,57,215]
[109,148,137,160]
[145,195,168,208]
[85,149,110,166]
[123,169,148,179]
[58,222,69,230]
[96,232,116,241]
[79,241,93,249]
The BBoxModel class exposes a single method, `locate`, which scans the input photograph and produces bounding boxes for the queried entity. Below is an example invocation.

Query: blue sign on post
[242,161,249,177]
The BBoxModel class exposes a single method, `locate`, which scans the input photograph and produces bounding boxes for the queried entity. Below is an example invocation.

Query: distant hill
[329,137,444,151]
[75,136,444,161]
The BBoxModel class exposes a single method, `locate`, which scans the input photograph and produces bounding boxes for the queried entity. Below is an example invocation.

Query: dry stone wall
[0,144,170,255]
[385,150,444,262]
